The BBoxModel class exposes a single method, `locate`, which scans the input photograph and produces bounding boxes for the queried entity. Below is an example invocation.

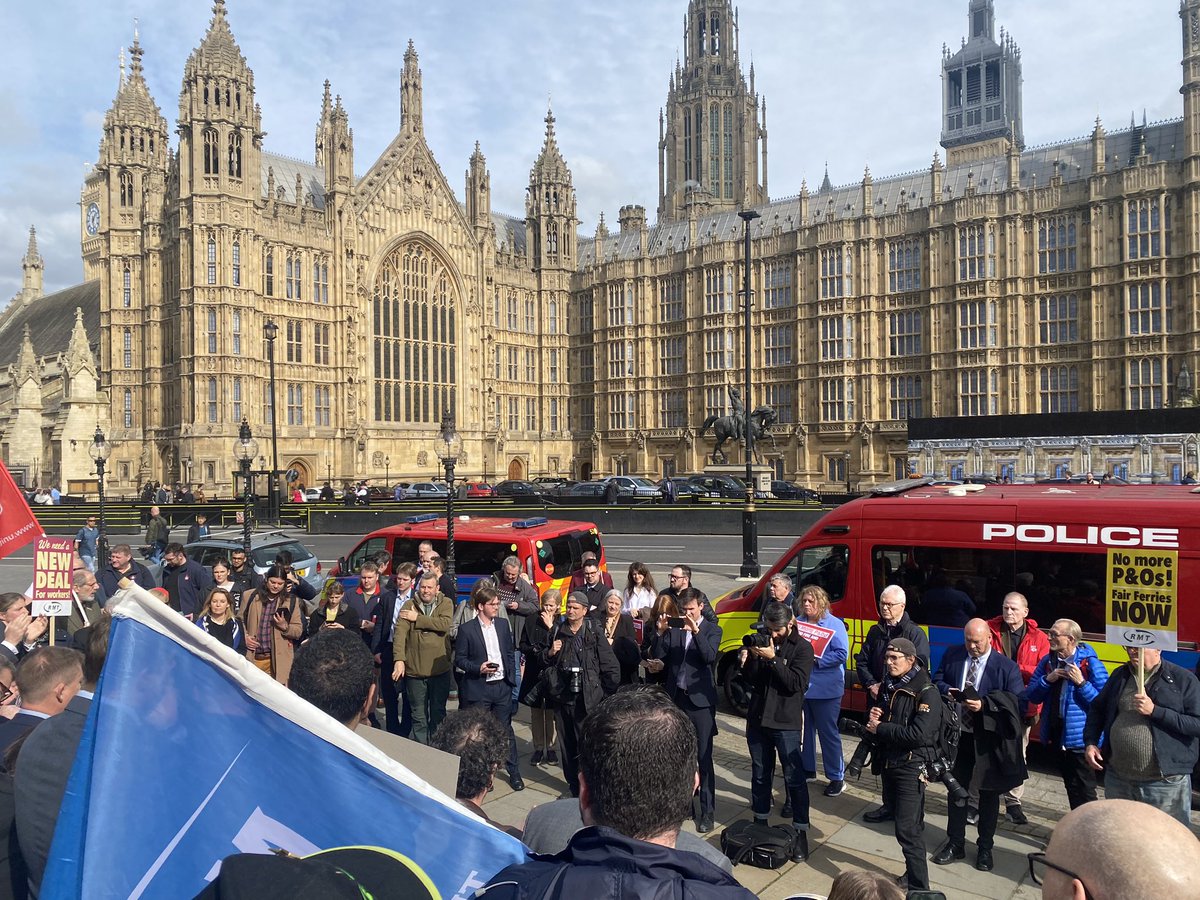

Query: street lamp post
[738,208,761,579]
[263,321,280,525]
[844,450,852,495]
[233,418,259,555]
[438,411,463,584]
[385,456,391,492]
[88,426,112,565]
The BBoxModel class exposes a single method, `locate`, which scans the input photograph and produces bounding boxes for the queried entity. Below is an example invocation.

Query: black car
[686,474,748,499]
[558,480,607,498]
[493,480,544,497]
[660,477,701,500]
[770,480,821,502]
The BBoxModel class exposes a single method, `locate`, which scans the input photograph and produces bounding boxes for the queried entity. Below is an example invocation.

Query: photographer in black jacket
[739,601,814,862]
[865,637,944,892]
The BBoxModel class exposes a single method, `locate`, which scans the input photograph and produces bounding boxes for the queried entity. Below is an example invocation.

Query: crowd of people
[1,533,1199,898]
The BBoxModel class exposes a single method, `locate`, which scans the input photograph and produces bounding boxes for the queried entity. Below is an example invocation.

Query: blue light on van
[512,517,549,529]
[405,513,439,524]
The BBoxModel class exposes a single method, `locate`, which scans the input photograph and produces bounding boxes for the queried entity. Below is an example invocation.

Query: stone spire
[14,325,38,384]
[401,40,423,135]
[63,307,97,376]
[21,226,44,303]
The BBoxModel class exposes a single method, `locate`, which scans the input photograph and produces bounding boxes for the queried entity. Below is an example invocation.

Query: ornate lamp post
[88,426,112,565]
[738,208,761,579]
[384,455,391,492]
[233,418,258,555]
[438,411,463,584]
[263,321,280,525]
[844,450,852,495]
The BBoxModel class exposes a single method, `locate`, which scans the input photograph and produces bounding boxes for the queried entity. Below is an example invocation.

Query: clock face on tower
[85,202,100,236]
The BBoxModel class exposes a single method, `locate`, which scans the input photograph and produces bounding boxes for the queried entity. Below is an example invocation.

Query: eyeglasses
[883,653,910,662]
[1027,852,1094,899]
[669,574,685,580]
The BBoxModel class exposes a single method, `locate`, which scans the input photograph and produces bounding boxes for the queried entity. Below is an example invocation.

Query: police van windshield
[768,544,849,609]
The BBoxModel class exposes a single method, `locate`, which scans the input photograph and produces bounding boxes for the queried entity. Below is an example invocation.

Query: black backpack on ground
[719,820,798,869]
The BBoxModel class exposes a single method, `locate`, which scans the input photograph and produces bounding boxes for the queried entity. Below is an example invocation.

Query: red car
[465,481,495,498]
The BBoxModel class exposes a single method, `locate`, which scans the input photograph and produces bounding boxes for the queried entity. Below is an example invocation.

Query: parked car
[464,481,496,498]
[659,477,701,500]
[600,476,662,499]
[146,531,325,604]
[493,480,544,498]
[406,481,450,499]
[686,473,748,499]
[770,481,821,502]
[558,480,608,498]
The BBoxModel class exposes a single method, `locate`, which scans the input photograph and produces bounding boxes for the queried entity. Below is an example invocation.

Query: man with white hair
[855,584,929,823]
[1033,799,1200,899]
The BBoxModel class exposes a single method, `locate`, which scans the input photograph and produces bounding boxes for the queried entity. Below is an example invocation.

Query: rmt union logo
[1122,630,1155,646]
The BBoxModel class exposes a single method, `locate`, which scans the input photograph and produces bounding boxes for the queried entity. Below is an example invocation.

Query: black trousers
[556,699,586,797]
[883,763,929,890]
[461,679,520,777]
[945,730,1000,850]
[378,647,408,736]
[676,694,717,818]
[1055,745,1098,809]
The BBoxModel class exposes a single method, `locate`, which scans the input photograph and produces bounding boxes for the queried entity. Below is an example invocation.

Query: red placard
[794,621,836,659]
[0,462,42,560]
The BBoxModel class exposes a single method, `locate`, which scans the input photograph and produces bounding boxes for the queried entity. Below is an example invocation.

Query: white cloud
[0,0,1187,294]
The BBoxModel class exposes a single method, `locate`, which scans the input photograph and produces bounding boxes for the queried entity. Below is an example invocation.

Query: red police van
[329,514,607,602]
[715,478,1200,712]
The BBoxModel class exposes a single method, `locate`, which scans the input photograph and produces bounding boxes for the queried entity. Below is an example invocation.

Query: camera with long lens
[742,622,773,649]
[564,666,583,695]
[924,757,969,806]
[838,717,874,780]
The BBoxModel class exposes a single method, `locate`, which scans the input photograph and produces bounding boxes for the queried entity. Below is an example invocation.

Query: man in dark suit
[652,587,722,833]
[453,583,523,791]
[14,620,106,894]
[932,617,1026,872]
[0,647,83,768]
[373,563,414,736]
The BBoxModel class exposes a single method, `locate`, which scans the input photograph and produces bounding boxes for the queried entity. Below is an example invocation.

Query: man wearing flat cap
[864,636,945,891]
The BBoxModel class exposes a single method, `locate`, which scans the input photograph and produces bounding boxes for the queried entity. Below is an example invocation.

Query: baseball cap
[885,637,918,658]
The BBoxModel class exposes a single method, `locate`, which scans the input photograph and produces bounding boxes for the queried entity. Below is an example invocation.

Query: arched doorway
[286,459,313,491]
[580,462,593,481]
[507,458,525,480]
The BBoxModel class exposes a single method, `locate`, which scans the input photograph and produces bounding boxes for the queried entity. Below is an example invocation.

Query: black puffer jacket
[540,618,620,713]
[872,666,943,770]
[855,612,930,690]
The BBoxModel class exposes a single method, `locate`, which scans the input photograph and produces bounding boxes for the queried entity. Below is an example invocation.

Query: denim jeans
[1103,769,1192,827]
[747,723,810,827]
[801,696,845,781]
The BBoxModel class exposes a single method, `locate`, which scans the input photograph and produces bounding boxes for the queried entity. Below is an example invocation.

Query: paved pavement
[474,565,1195,899]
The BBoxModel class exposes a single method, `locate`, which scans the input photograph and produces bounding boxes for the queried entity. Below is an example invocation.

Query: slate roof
[0,281,101,368]
[262,151,326,209]
[577,118,1186,266]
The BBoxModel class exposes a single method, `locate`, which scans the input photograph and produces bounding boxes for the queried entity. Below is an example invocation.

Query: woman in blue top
[796,584,849,796]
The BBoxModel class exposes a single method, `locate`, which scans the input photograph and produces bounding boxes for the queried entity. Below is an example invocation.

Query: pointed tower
[526,107,578,271]
[940,0,1024,165]
[316,82,354,216]
[658,0,767,222]
[20,227,44,304]
[1181,0,1200,160]
[177,0,263,201]
[401,40,423,135]
[466,142,493,239]
[7,326,44,473]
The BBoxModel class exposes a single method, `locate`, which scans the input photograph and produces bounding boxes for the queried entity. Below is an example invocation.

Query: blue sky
[0,0,1184,299]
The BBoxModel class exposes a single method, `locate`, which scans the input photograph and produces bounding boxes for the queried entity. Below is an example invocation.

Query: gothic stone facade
[5,0,1200,493]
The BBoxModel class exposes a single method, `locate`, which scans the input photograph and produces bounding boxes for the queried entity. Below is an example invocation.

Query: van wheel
[720,655,750,716]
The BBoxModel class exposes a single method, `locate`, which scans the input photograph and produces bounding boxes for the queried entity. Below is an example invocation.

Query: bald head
[964,618,990,658]
[1042,799,1200,900]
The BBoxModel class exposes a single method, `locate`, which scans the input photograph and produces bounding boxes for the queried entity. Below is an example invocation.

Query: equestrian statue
[699,387,777,464]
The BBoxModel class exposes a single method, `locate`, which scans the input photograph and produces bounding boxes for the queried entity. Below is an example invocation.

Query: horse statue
[699,404,777,464]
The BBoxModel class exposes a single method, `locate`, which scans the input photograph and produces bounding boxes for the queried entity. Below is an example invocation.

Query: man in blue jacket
[1023,618,1108,809]
[160,543,212,620]
[1082,644,1200,826]
[932,618,1026,872]
[477,688,755,900]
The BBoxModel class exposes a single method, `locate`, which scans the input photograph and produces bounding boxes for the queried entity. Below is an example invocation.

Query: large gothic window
[203,128,220,176]
[373,241,457,424]
[228,132,243,179]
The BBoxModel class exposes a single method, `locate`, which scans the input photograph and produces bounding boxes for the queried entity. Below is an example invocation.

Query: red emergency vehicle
[715,478,1200,712]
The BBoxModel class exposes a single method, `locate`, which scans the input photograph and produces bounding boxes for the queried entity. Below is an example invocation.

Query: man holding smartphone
[652,588,722,833]
[453,583,524,791]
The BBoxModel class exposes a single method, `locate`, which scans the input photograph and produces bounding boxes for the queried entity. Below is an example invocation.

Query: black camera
[564,666,583,695]
[839,717,874,780]
[742,623,773,649]
[925,757,969,806]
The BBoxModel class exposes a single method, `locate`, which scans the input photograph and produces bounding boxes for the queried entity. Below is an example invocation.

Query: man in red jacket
[986,591,1049,824]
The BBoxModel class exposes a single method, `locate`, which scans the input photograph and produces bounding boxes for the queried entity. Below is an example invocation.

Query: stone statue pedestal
[704,463,773,494]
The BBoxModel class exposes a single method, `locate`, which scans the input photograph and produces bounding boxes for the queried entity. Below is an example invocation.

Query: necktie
[965,656,980,691]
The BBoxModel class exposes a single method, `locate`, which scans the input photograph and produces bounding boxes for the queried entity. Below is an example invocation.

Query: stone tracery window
[373,241,457,423]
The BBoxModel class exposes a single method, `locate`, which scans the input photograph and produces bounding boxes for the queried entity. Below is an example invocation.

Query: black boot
[789,829,809,863]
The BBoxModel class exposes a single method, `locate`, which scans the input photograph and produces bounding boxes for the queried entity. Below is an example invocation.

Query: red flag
[0,461,44,559]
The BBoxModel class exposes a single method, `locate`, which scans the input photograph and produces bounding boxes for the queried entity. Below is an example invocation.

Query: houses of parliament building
[3,0,1200,494]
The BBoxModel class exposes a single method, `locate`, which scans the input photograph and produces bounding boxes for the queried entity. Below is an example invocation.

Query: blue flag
[43,587,527,899]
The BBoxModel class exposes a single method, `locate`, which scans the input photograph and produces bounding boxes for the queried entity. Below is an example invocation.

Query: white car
[406,481,450,499]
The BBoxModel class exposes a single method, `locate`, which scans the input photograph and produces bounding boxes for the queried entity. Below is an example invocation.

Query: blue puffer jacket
[479,826,755,900]
[802,612,848,701]
[1024,643,1108,750]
